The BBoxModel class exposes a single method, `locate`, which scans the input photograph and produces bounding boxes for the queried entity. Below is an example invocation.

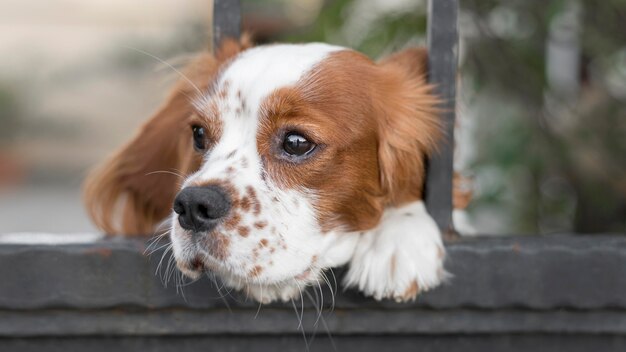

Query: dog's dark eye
[283,132,315,156]
[192,125,207,152]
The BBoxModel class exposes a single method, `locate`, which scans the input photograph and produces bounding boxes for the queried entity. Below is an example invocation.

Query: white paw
[343,201,447,302]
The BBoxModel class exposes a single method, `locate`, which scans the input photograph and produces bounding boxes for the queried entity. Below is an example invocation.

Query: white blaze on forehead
[216,43,345,116]
[190,43,348,174]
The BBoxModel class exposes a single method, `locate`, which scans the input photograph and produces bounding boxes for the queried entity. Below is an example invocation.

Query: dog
[84,37,447,303]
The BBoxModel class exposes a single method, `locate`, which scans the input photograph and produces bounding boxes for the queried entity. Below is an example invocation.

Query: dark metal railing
[212,0,242,51]
[425,0,458,233]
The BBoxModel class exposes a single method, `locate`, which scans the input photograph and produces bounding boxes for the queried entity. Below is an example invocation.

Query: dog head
[84,39,441,301]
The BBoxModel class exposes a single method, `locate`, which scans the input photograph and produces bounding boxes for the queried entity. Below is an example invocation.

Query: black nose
[173,186,231,233]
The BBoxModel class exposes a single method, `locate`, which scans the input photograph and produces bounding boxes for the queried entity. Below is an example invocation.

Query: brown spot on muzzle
[190,256,204,271]
[201,232,230,261]
[240,197,251,212]
[237,226,250,237]
[224,212,241,230]
[245,186,262,216]
[254,221,268,229]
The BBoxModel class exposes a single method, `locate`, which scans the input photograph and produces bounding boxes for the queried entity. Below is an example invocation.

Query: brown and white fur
[84,37,446,303]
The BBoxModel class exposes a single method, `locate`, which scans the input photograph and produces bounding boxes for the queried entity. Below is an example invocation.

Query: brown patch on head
[83,36,252,236]
[237,226,250,237]
[259,238,269,247]
[256,48,441,233]
[254,221,268,230]
[249,265,263,278]
[374,48,442,203]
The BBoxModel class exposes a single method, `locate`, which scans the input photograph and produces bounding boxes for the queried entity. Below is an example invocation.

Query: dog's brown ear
[375,47,442,206]
[83,37,252,236]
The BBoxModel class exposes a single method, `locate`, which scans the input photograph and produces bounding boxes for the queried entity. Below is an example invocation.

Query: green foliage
[0,84,21,144]
[282,0,427,58]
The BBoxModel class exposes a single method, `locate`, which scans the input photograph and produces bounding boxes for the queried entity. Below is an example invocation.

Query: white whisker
[124,46,203,97]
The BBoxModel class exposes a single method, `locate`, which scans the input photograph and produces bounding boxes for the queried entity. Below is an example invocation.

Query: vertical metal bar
[212,0,242,52]
[426,0,459,233]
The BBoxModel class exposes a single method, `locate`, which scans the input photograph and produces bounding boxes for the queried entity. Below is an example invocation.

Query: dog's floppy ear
[375,47,442,206]
[83,37,252,236]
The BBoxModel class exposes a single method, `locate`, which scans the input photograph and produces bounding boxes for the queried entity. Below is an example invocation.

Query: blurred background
[0,0,624,235]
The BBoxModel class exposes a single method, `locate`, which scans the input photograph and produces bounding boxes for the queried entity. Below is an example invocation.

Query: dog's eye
[283,132,315,156]
[192,125,207,152]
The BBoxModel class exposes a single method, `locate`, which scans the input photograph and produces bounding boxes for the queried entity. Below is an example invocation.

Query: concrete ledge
[0,234,625,350]
[1,234,625,310]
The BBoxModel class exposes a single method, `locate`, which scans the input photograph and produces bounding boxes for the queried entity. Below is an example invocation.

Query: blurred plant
[284,0,428,57]
[283,0,626,234]
[0,83,21,146]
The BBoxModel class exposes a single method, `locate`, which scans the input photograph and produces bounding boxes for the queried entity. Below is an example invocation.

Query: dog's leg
[343,201,447,302]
